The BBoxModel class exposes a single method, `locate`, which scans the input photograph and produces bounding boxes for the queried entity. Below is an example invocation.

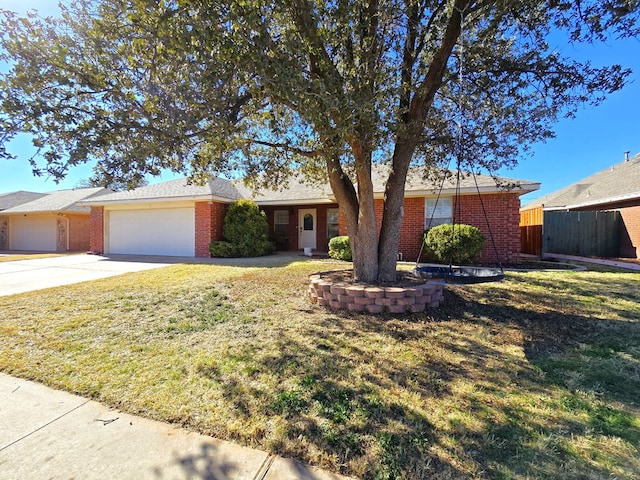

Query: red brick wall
[456,193,521,263]
[195,202,213,257]
[619,205,640,258]
[89,207,104,254]
[195,201,228,257]
[398,197,426,261]
[338,207,347,236]
[371,193,521,263]
[67,213,90,251]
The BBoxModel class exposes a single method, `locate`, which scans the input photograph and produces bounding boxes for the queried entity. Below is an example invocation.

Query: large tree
[1,1,638,282]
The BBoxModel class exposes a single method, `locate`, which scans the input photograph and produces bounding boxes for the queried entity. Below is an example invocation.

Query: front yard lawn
[0,259,638,479]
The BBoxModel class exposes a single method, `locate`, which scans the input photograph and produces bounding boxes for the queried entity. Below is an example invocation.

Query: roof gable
[526,152,640,210]
[0,191,47,211]
[81,177,243,204]
[1,187,112,214]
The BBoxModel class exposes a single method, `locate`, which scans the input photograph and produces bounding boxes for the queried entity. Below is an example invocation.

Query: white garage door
[107,208,195,256]
[11,216,57,251]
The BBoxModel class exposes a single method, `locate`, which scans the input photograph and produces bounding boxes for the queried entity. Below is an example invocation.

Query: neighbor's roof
[83,166,539,206]
[0,191,47,211]
[80,177,244,205]
[524,152,640,210]
[1,187,111,214]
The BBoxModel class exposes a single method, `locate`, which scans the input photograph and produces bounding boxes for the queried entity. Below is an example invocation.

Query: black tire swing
[413,6,504,285]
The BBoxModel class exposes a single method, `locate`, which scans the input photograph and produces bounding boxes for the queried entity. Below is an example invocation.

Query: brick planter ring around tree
[308,271,445,314]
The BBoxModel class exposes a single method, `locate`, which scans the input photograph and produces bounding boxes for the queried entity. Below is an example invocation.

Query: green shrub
[209,241,239,258]
[221,200,274,257]
[328,236,352,261]
[418,229,440,262]
[425,223,486,264]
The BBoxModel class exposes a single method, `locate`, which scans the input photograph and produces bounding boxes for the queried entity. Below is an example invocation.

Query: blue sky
[1,0,639,206]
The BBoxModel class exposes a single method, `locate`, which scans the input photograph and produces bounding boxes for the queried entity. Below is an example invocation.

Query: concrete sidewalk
[543,253,640,271]
[0,373,350,480]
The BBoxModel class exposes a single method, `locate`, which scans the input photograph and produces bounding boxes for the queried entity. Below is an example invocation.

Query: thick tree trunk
[350,171,378,283]
[326,151,379,283]
[378,142,414,283]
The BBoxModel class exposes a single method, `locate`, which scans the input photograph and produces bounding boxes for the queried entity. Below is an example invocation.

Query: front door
[298,208,317,249]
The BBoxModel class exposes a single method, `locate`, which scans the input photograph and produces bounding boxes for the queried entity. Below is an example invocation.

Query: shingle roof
[0,191,47,210]
[525,152,640,210]
[245,174,335,204]
[381,166,539,196]
[83,166,539,206]
[81,177,244,204]
[1,187,112,214]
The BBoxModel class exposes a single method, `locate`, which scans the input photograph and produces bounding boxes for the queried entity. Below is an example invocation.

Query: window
[327,208,340,239]
[274,210,289,236]
[303,213,314,230]
[425,197,452,229]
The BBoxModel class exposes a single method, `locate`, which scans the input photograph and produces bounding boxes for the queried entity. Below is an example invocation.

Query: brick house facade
[620,205,640,258]
[83,172,537,261]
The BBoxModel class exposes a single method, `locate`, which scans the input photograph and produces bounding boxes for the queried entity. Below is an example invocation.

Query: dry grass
[0,258,639,479]
[0,252,69,262]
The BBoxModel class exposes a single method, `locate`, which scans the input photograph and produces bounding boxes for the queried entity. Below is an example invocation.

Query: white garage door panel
[11,216,57,251]
[108,208,195,256]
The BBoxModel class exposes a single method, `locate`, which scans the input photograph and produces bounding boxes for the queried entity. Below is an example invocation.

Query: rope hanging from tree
[414,5,504,285]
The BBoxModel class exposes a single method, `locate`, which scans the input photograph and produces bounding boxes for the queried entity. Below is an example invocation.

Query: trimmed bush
[209,241,239,258]
[418,229,440,262]
[425,223,486,264]
[328,235,352,261]
[220,199,274,257]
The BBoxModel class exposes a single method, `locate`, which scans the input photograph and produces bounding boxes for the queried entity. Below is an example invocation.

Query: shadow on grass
[195,281,639,479]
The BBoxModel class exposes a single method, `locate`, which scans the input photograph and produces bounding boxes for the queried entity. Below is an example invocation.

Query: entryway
[298,208,317,250]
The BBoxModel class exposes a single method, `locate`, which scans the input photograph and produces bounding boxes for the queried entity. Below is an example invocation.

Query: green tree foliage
[328,236,353,261]
[425,223,486,264]
[222,199,274,257]
[1,1,638,281]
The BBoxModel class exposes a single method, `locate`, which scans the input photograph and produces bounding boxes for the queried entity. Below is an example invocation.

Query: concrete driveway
[0,254,179,296]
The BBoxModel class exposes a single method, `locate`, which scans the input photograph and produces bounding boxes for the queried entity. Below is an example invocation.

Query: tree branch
[408,0,472,127]
[249,139,324,158]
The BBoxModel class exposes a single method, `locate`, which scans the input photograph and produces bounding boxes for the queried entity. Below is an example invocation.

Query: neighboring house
[0,187,111,252]
[83,168,539,263]
[520,152,640,258]
[0,191,47,211]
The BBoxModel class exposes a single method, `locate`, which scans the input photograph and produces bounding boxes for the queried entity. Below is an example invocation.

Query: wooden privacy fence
[521,224,542,255]
[520,206,543,255]
[543,210,620,257]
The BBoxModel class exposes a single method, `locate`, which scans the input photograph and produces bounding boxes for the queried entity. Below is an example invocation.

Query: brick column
[195,201,228,257]
[89,206,104,254]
